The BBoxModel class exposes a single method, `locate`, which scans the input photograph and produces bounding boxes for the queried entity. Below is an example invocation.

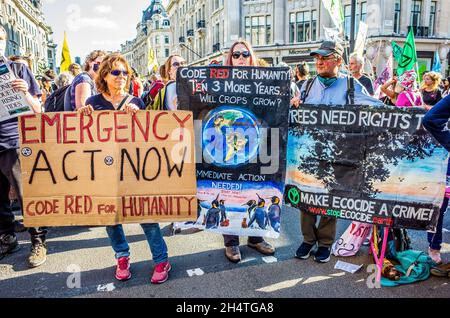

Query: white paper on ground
[334,260,363,274]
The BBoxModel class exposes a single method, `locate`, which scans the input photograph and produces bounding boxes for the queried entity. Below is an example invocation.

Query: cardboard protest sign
[19,111,197,227]
[0,56,33,122]
[177,66,290,238]
[285,104,447,232]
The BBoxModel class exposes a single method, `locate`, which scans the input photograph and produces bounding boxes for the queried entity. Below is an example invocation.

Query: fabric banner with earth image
[177,66,290,238]
[285,104,447,232]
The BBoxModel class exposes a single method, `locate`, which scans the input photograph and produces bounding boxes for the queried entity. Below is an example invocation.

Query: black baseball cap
[310,41,344,57]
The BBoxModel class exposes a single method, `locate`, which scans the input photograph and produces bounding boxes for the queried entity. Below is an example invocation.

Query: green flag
[397,28,417,76]
[391,41,403,62]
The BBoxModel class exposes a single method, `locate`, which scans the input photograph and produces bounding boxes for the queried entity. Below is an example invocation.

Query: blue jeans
[428,196,448,250]
[106,223,168,264]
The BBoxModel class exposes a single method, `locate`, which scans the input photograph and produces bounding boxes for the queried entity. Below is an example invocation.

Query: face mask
[0,40,6,56]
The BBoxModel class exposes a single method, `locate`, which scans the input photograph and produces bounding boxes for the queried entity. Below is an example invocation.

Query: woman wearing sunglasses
[78,53,171,284]
[149,54,186,110]
[222,40,276,263]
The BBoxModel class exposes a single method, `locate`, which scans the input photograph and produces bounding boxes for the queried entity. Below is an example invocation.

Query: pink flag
[374,54,393,99]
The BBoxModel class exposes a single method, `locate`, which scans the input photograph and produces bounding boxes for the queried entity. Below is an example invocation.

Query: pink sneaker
[115,257,131,281]
[151,261,171,284]
[428,248,442,264]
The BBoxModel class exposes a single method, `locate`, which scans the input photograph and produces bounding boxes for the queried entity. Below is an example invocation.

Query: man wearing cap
[295,40,383,263]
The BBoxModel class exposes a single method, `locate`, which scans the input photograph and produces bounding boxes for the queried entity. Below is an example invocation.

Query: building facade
[121,0,172,78]
[0,0,57,73]
[167,0,450,77]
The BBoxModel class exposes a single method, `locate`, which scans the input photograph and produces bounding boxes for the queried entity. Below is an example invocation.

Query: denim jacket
[423,95,450,152]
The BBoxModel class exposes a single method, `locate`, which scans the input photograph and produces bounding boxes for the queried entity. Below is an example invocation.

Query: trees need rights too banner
[19,111,197,227]
[285,104,447,232]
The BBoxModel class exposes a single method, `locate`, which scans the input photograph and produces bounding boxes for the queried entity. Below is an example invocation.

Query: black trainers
[0,234,20,260]
[314,246,331,263]
[295,243,314,260]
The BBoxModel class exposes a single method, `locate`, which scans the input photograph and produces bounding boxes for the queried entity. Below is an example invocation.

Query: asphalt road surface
[0,206,449,298]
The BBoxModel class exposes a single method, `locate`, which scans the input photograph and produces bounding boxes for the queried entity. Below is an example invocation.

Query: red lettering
[132,112,150,142]
[97,112,112,142]
[65,196,74,214]
[25,201,35,216]
[153,112,169,141]
[20,115,39,144]
[41,114,61,143]
[63,113,78,144]
[185,196,195,216]
[80,114,94,143]
[114,112,129,142]
[172,113,191,142]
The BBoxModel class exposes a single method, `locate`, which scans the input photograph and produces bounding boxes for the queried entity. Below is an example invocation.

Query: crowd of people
[1,22,449,285]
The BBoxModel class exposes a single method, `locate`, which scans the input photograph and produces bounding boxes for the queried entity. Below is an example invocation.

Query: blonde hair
[84,50,106,72]
[225,40,258,67]
[421,71,442,91]
[161,54,183,82]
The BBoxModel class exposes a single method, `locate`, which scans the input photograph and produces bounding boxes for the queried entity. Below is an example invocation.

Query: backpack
[148,81,174,111]
[377,226,412,260]
[44,85,70,112]
[143,80,165,109]
[380,250,435,287]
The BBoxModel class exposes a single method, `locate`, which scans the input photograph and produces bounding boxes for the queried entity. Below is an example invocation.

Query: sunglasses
[110,70,129,77]
[232,51,251,59]
[172,61,186,68]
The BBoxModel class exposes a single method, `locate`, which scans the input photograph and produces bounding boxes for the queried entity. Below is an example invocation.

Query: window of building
[410,0,422,26]
[289,10,317,44]
[245,16,271,46]
[165,48,169,57]
[429,1,436,36]
[155,36,159,45]
[394,0,401,34]
[344,2,367,39]
[165,36,169,44]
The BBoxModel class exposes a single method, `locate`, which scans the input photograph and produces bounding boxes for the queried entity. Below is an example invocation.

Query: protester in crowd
[0,25,48,267]
[69,63,82,77]
[349,53,374,96]
[219,39,276,263]
[381,71,422,107]
[278,62,301,107]
[422,94,450,265]
[43,72,74,112]
[129,67,144,98]
[443,77,450,98]
[295,62,310,91]
[148,54,186,110]
[395,70,423,107]
[40,74,53,105]
[421,71,443,109]
[77,53,171,284]
[68,50,106,111]
[294,41,383,263]
[8,55,32,69]
[257,58,269,67]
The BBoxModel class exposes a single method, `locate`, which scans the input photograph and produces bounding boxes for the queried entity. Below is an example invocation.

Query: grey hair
[55,72,74,89]
[350,53,364,67]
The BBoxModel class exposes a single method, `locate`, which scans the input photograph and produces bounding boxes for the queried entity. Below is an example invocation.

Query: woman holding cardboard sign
[78,53,171,284]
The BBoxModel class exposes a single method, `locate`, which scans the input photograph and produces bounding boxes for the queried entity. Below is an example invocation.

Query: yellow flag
[60,32,72,72]
[147,41,159,74]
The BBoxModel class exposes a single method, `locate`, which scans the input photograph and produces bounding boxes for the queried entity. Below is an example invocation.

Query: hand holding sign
[11,78,29,94]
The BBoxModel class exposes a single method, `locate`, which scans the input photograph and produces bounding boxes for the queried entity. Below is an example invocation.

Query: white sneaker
[428,248,442,264]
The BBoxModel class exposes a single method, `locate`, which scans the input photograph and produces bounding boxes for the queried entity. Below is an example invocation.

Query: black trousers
[0,149,47,244]
[223,235,264,247]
